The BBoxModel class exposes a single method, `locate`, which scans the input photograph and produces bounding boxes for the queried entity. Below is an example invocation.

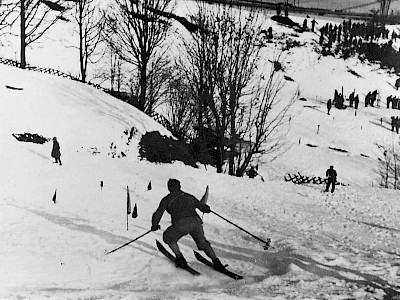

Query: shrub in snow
[12,133,49,144]
[139,131,197,168]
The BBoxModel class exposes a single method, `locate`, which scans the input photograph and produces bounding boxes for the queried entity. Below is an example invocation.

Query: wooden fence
[284,172,347,186]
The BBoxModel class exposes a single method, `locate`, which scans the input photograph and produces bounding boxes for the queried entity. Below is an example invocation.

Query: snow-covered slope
[0,3,400,299]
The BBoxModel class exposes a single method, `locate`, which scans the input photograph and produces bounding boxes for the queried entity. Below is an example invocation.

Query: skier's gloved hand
[151,224,161,231]
[203,204,211,213]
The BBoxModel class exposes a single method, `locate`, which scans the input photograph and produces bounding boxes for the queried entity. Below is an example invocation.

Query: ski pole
[211,210,272,249]
[105,229,152,255]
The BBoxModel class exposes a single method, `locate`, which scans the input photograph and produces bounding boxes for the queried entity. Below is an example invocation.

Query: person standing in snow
[391,116,395,132]
[311,18,317,32]
[327,99,332,115]
[325,165,337,193]
[151,179,225,270]
[303,18,308,31]
[51,137,62,165]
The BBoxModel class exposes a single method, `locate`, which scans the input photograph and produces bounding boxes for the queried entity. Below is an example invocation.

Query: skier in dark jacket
[151,179,224,269]
[325,165,337,193]
[51,137,62,165]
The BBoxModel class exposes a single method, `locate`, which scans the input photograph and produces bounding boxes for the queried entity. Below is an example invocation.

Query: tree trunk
[138,62,148,112]
[20,0,26,69]
[79,18,86,82]
[228,84,236,175]
[213,119,224,173]
[215,141,223,173]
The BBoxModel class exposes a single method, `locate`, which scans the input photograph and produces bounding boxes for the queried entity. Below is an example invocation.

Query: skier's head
[167,179,181,192]
[330,165,334,170]
[53,137,57,141]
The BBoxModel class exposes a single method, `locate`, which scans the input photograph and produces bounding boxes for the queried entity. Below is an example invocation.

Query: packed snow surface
[0,1,400,299]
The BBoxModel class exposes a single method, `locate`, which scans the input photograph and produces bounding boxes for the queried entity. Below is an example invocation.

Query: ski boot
[175,255,188,268]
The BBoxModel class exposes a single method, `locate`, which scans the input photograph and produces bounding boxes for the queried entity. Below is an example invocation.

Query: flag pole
[126,185,131,231]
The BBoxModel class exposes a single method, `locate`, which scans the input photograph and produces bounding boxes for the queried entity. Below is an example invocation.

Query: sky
[0,1,400,299]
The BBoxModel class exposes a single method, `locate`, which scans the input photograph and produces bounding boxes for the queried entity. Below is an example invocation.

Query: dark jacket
[326,168,337,182]
[152,191,210,226]
[51,140,61,158]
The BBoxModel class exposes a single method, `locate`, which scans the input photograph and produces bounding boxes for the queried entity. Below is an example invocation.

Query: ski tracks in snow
[301,185,400,294]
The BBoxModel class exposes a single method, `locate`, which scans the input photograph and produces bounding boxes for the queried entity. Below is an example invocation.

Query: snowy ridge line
[284,172,348,186]
[0,56,172,131]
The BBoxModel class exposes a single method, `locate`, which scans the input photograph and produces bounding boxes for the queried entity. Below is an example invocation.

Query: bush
[139,131,198,168]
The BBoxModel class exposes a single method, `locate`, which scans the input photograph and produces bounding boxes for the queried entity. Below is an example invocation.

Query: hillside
[0,2,400,300]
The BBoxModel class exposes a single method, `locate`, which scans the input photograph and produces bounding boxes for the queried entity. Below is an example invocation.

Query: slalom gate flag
[127,186,131,214]
[52,189,57,204]
[132,203,138,218]
[200,185,209,204]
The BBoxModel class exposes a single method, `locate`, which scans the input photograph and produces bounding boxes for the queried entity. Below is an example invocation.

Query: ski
[193,251,243,280]
[156,240,200,276]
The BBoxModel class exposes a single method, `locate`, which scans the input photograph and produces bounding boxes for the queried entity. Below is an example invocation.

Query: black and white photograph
[0,0,400,298]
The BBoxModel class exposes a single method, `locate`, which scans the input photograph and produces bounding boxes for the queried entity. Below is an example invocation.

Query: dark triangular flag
[147,181,152,191]
[200,185,209,204]
[52,189,57,204]
[284,75,295,82]
[57,15,70,22]
[132,203,138,218]
[127,186,131,214]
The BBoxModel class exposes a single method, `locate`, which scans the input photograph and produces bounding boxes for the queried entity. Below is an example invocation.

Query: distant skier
[325,165,337,193]
[327,99,332,115]
[51,137,62,165]
[151,179,225,270]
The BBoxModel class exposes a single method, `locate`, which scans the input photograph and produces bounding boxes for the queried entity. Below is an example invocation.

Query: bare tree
[91,45,126,92]
[233,61,296,177]
[109,48,122,91]
[0,1,17,40]
[177,3,295,175]
[73,0,103,82]
[102,0,172,113]
[376,142,400,189]
[164,67,197,142]
[145,53,171,112]
[6,0,68,68]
